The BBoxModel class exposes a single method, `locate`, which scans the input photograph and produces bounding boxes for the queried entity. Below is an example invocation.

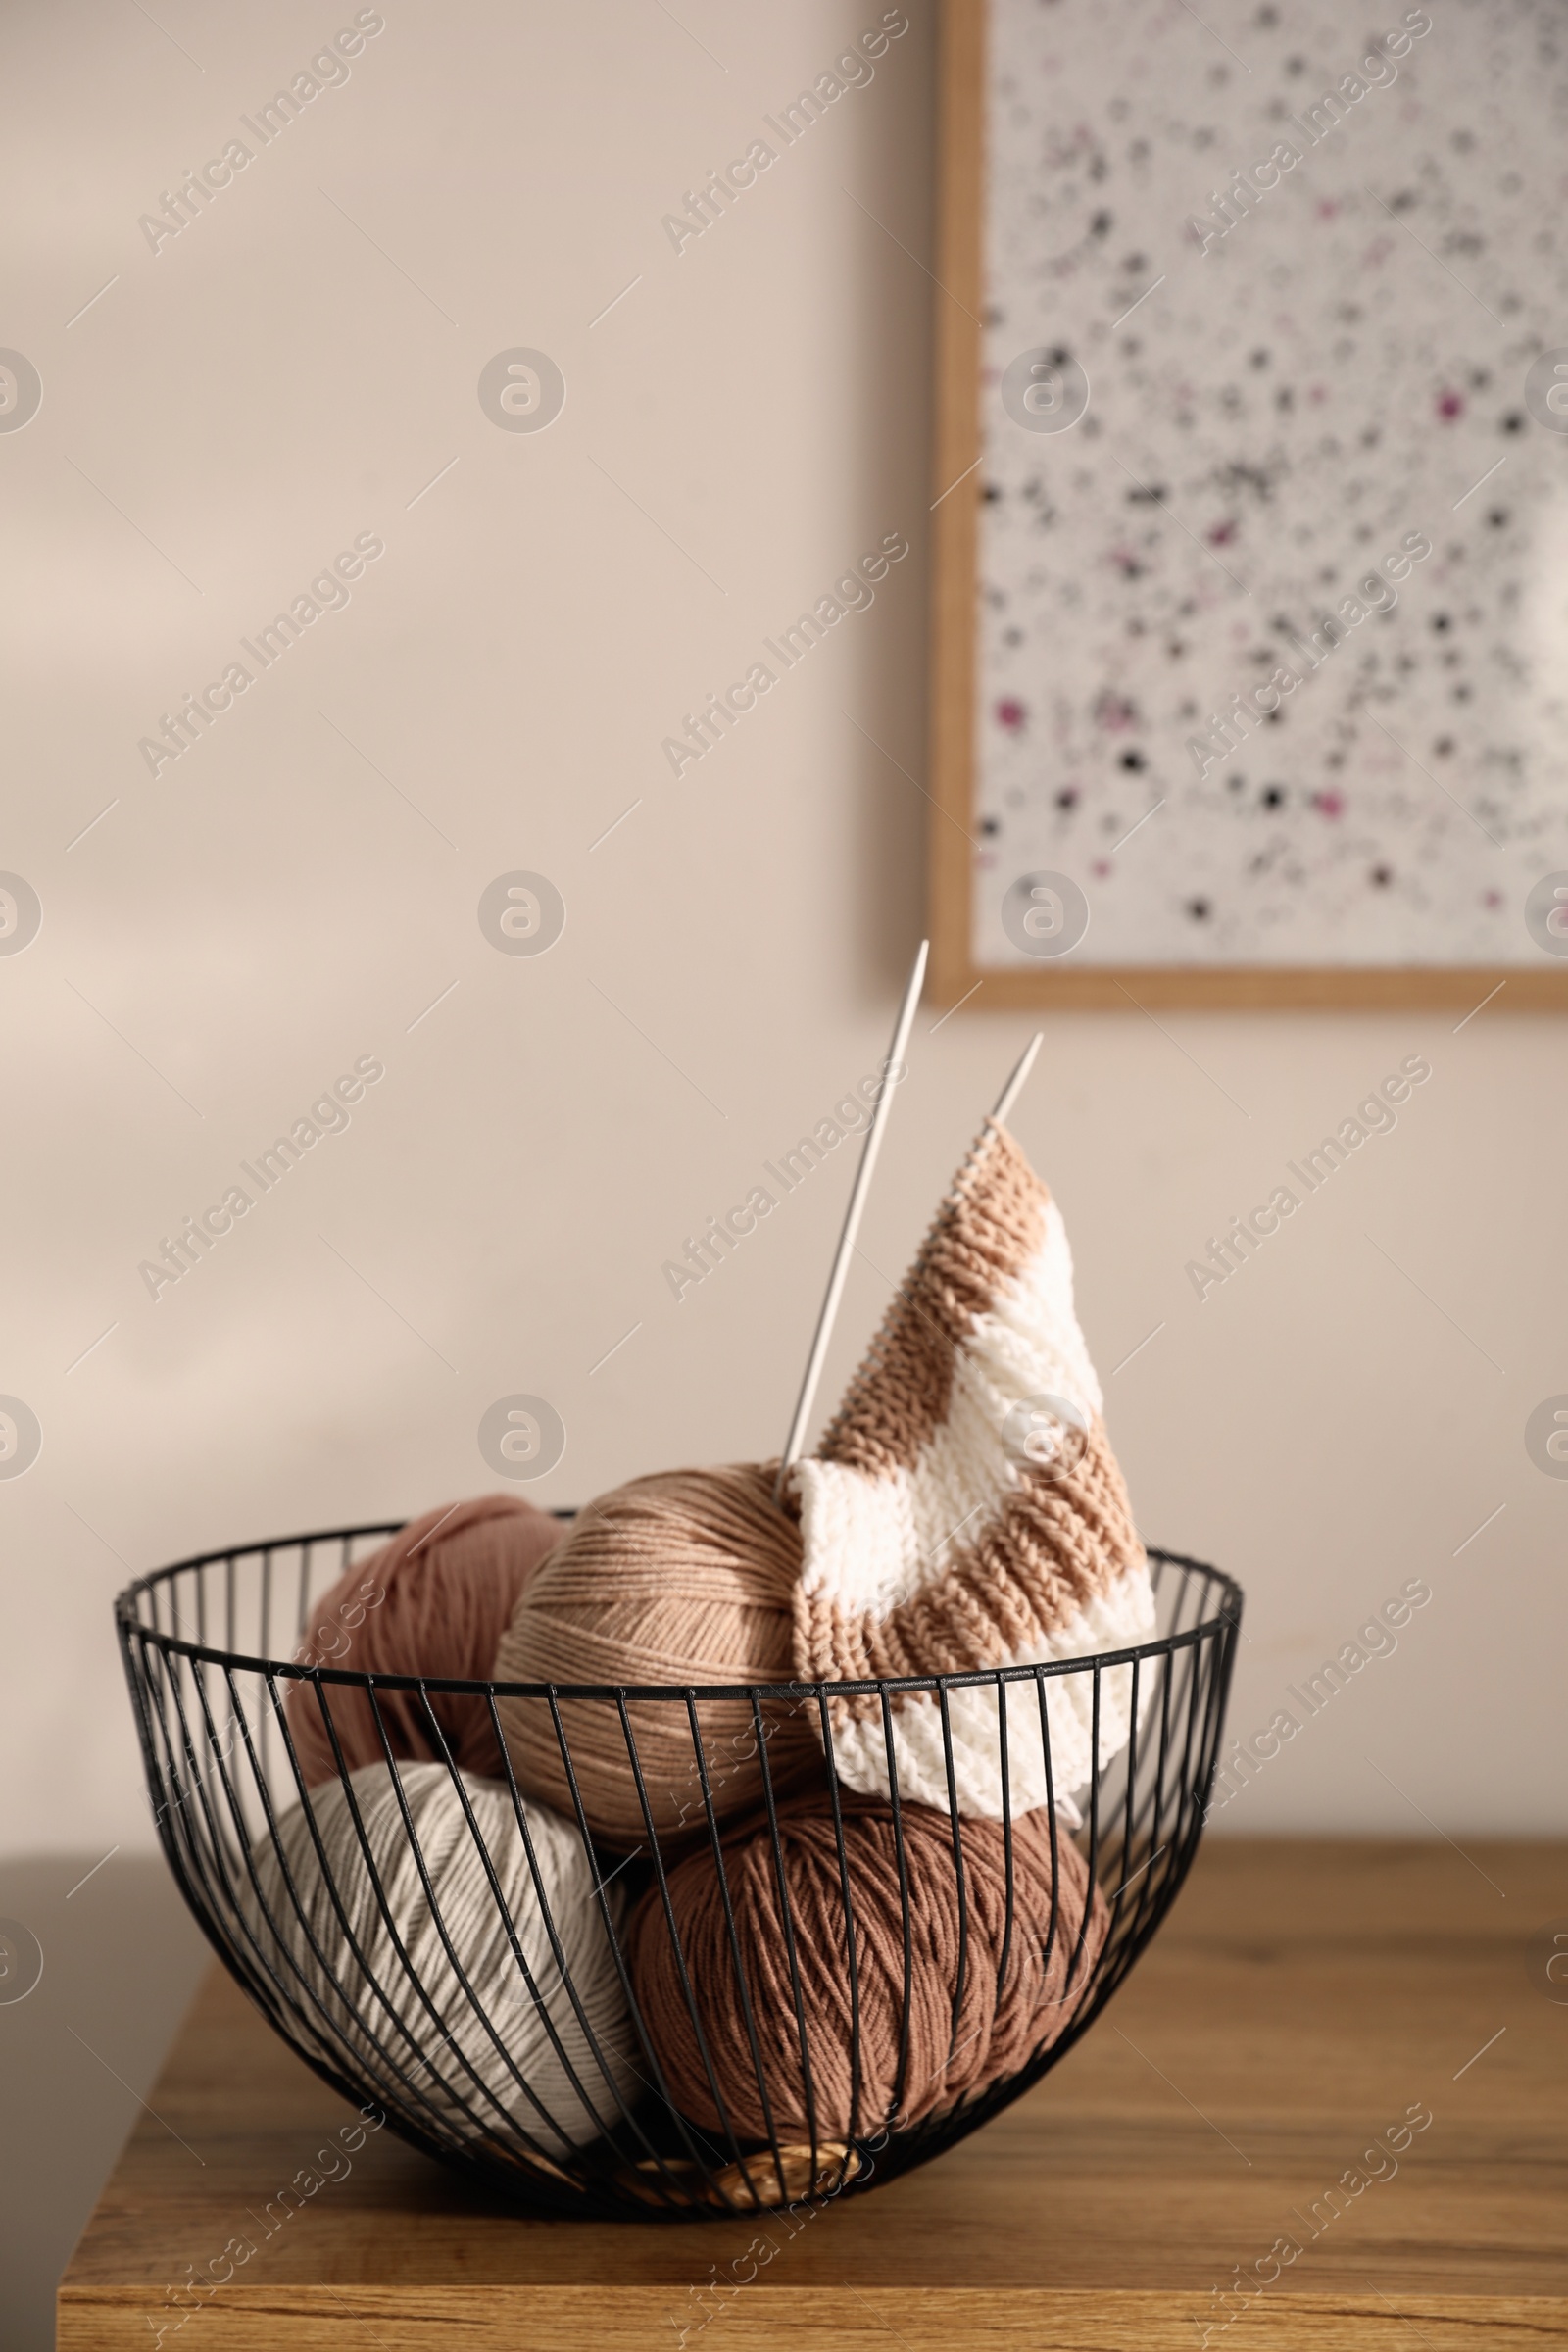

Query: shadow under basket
[116,1525,1241,2223]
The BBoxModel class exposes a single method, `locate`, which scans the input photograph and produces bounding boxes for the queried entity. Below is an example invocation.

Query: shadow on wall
[0,1855,208,2352]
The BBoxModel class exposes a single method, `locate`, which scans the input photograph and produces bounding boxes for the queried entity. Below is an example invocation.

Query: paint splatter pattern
[975,0,1568,965]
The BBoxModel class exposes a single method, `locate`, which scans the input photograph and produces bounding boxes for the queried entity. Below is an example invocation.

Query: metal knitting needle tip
[989,1032,1043,1127]
[774,938,929,1501]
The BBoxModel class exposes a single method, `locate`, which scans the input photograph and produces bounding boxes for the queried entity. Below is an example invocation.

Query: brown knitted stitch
[795,1415,1146,1711]
[792,1120,1148,1712]
[815,1125,1046,1481]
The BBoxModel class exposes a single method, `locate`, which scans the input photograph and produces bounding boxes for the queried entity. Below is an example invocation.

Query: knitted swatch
[789,1122,1154,1816]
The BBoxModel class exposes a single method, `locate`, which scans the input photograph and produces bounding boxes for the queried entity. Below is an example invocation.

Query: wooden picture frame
[926,0,1567,1011]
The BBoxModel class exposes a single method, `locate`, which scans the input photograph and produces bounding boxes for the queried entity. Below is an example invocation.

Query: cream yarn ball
[242,1762,638,2156]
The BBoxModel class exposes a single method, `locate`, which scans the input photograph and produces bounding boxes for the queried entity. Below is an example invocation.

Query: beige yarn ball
[241,1762,639,2156]
[492,1464,821,1852]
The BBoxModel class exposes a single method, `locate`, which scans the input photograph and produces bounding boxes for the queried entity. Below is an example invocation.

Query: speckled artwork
[973,0,1568,968]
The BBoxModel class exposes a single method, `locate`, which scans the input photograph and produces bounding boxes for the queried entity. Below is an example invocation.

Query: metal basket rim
[112,1529,1242,1706]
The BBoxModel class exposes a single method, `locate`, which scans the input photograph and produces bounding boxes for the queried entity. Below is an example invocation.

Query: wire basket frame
[116,1525,1241,2222]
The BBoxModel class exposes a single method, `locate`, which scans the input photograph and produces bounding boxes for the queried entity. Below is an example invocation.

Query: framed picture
[928,0,1568,1008]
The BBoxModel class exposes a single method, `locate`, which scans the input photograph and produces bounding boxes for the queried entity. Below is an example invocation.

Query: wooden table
[59,1839,1568,2349]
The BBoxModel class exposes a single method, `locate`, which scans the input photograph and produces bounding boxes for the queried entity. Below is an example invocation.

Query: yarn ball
[626,1791,1107,2141]
[492,1464,821,1853]
[285,1494,563,1790]
[242,1761,639,2155]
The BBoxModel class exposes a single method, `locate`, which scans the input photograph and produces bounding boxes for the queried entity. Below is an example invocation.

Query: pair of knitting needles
[775,939,1043,1497]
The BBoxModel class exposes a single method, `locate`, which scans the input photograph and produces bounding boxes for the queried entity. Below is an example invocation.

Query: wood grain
[924,2,1568,1014]
[928,0,987,1012]
[51,2284,1566,2350]
[59,1839,1568,2347]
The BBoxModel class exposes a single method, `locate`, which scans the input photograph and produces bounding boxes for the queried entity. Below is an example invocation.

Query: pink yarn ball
[285,1494,563,1788]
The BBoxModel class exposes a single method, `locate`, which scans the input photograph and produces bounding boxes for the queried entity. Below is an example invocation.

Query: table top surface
[60,1838,1568,2341]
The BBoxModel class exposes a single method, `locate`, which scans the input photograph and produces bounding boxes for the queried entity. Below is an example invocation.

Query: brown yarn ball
[491,1464,820,1853]
[285,1494,564,1788]
[626,1792,1107,2141]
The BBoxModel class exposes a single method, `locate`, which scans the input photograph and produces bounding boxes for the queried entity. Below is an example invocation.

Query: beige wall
[1,0,1560,1861]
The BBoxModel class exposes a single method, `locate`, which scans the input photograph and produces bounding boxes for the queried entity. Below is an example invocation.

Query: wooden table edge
[57,2279,1568,2350]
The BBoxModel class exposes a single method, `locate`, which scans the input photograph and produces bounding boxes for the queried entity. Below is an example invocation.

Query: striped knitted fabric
[788,1121,1154,1818]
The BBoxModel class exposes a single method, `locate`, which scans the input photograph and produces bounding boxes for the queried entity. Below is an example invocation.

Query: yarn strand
[242,1761,642,2159]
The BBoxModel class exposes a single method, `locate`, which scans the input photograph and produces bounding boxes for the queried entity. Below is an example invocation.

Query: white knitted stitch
[981,1194,1103,1419]
[794,1196,1107,1622]
[794,1152,1155,1817]
[820,1559,1157,1817]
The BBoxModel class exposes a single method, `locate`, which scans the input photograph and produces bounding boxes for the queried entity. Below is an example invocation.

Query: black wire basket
[116,1522,1241,2222]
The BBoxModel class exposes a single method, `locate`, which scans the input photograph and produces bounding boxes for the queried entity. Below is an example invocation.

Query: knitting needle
[989,1031,1043,1127]
[963,1031,1044,1177]
[774,938,929,1500]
